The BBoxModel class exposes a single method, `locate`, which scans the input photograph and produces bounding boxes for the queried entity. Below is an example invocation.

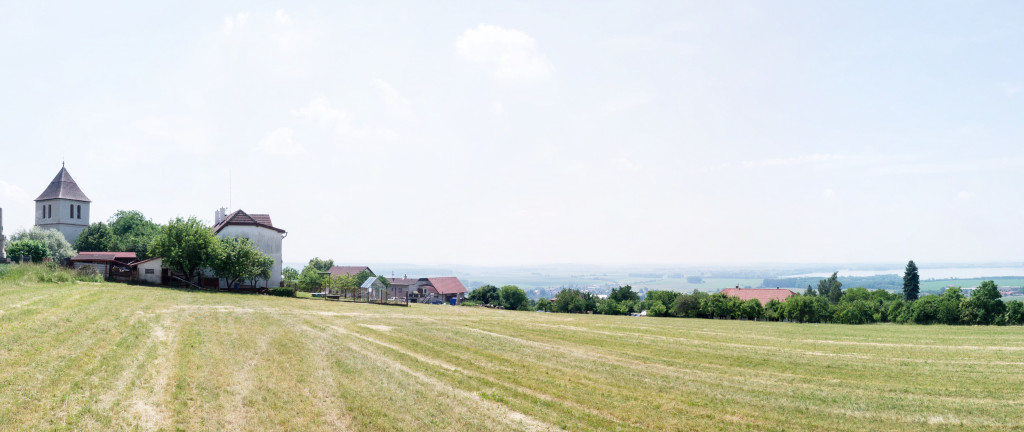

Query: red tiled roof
[72,252,137,262]
[213,209,286,234]
[721,288,796,305]
[424,277,467,295]
[328,266,374,277]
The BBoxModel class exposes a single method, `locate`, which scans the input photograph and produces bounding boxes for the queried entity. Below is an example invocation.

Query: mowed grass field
[2,281,1024,431]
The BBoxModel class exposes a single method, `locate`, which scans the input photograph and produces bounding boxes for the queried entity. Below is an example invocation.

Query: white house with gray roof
[34,165,91,245]
[213,208,287,288]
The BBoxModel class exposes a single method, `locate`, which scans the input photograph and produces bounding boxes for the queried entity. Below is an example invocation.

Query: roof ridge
[35,167,91,202]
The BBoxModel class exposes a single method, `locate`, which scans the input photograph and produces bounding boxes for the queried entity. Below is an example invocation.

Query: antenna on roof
[229,169,232,212]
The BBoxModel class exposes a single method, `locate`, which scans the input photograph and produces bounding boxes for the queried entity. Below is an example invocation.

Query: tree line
[464,262,1024,325]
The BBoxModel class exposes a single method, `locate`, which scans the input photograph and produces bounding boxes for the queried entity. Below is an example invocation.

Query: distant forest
[763,274,902,292]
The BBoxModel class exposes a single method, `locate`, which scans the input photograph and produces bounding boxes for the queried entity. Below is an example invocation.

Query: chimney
[215,207,227,225]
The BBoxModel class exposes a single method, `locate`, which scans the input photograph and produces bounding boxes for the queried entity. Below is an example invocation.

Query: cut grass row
[1,279,1023,430]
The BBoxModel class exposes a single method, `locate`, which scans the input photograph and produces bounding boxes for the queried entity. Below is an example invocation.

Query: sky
[1,1,1023,267]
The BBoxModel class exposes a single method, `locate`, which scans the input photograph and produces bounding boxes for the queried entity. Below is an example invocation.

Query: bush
[268,287,296,297]
[6,239,50,263]
[10,227,74,261]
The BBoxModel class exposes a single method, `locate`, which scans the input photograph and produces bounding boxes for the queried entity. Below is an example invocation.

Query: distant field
[921,277,1024,292]
[2,280,1024,430]
[458,271,763,293]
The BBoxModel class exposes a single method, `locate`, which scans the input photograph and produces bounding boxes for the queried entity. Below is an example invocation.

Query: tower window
[70,204,74,218]
[77,205,81,219]
[49,205,52,219]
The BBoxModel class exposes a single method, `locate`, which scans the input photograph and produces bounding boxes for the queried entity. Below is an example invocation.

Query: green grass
[2,277,1024,430]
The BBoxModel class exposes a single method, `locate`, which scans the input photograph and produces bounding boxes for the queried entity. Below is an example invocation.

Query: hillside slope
[1,279,1022,430]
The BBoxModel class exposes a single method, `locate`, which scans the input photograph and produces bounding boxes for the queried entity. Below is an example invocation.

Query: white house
[213,208,287,288]
[34,165,91,245]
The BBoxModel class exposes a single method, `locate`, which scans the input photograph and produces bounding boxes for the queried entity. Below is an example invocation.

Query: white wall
[217,225,284,288]
[35,198,90,245]
[137,258,163,285]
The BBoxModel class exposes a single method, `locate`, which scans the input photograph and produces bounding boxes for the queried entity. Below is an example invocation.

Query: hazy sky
[1,1,1022,266]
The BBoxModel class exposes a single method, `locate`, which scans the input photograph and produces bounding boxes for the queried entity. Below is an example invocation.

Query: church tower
[34,164,91,245]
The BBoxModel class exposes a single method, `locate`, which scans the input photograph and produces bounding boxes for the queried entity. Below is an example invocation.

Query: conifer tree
[903,260,920,301]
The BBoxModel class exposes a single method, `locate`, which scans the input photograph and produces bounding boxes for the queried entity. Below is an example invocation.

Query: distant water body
[783,267,1024,280]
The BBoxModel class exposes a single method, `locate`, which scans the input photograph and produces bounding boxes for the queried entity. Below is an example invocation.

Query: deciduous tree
[11,227,74,261]
[817,272,843,303]
[148,216,218,285]
[74,222,115,252]
[499,285,529,310]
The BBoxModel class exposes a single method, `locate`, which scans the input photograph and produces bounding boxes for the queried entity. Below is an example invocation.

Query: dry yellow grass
[1,277,1023,431]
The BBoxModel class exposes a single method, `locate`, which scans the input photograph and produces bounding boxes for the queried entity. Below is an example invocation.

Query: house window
[48,205,52,219]
[70,204,74,218]
[145,269,155,275]
[77,205,81,219]
[41,206,45,219]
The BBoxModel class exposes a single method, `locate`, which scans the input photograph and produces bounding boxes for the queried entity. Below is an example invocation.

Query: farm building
[412,277,467,304]
[213,208,287,288]
[132,257,166,285]
[71,252,137,281]
[386,277,417,303]
[721,287,796,305]
[328,266,375,277]
[34,165,91,245]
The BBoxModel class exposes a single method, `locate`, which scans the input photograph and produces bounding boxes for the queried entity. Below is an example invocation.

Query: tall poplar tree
[903,260,920,301]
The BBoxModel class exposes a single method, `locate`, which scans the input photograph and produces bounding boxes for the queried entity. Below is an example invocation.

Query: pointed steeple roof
[35,165,91,202]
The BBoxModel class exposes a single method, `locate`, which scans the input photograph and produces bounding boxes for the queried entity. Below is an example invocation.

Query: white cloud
[0,180,29,201]
[293,96,398,141]
[1001,82,1020,97]
[294,97,351,129]
[822,189,836,199]
[274,9,292,25]
[222,12,250,36]
[456,24,553,80]
[259,127,304,156]
[608,157,642,172]
[493,102,506,114]
[374,79,413,118]
[133,117,211,154]
[957,191,974,200]
[602,91,652,114]
[701,153,841,172]
[740,153,841,168]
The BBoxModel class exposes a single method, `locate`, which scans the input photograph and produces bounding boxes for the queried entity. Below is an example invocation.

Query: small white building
[213,208,287,288]
[133,257,165,285]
